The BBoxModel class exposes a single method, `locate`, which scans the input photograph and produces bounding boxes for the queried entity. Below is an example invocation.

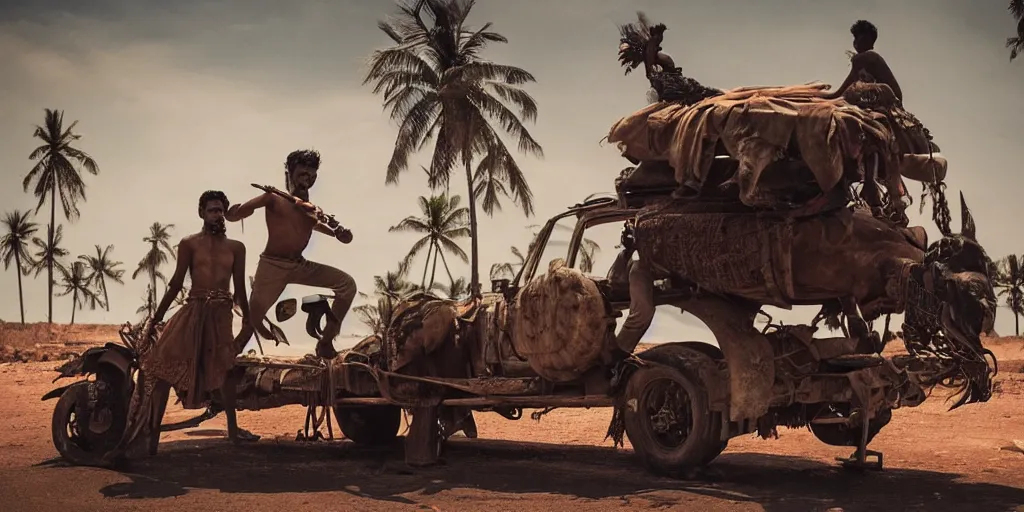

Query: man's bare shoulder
[265,192,290,209]
[179,233,202,247]
[853,50,886,65]
[227,238,247,252]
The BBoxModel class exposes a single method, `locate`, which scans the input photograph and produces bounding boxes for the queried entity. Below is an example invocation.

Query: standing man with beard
[225,149,357,359]
[116,190,258,458]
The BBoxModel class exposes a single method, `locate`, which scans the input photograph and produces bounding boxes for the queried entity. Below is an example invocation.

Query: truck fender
[634,342,730,410]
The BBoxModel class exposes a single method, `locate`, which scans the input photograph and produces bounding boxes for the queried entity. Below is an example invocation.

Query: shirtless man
[225,149,357,359]
[118,190,257,456]
[823,20,903,102]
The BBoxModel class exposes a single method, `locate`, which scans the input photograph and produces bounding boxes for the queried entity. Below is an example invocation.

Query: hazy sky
[1,0,1021,355]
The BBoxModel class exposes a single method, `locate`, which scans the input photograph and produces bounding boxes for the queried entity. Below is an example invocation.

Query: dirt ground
[2,325,1024,511]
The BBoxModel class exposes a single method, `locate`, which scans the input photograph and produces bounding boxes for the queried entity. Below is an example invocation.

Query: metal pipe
[332,395,614,408]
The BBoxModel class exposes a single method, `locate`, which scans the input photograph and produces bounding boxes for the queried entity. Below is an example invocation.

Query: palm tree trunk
[14,250,25,324]
[438,250,455,287]
[464,159,481,298]
[420,245,433,289]
[48,185,55,324]
[101,278,110,312]
[1016,312,1020,337]
[429,241,440,289]
[70,290,78,325]
[150,271,157,318]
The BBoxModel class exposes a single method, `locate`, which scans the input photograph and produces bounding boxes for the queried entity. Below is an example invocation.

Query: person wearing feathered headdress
[616,12,721,105]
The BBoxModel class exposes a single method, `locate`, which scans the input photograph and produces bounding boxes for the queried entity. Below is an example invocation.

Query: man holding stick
[225,149,357,359]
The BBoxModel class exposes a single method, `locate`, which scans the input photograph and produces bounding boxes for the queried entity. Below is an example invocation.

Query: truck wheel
[334,405,402,446]
[623,364,719,475]
[699,411,729,465]
[808,403,892,447]
[51,381,127,467]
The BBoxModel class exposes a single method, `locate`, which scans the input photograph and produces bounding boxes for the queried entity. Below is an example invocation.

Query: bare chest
[190,241,236,275]
[266,199,316,234]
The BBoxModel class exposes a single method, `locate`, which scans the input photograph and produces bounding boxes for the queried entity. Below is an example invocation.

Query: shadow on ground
[63,436,1024,512]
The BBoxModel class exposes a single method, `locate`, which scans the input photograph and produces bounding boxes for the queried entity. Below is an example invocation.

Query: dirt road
[3,357,1024,512]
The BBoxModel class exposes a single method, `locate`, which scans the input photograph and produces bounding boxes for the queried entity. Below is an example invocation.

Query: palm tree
[1,210,39,324]
[136,284,156,321]
[30,224,69,289]
[56,261,102,324]
[1009,0,1024,61]
[23,109,100,323]
[132,222,175,317]
[995,254,1024,336]
[354,298,390,337]
[489,245,525,280]
[78,244,124,312]
[431,276,468,299]
[354,260,418,336]
[578,238,601,274]
[365,0,544,297]
[374,259,418,298]
[517,224,602,275]
[390,194,470,289]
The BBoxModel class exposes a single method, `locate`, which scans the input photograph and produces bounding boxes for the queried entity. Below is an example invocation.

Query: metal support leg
[836,410,883,471]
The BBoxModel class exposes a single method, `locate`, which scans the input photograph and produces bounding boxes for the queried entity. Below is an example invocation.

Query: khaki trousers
[249,254,358,345]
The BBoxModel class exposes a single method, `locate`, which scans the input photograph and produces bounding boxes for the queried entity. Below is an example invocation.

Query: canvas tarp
[607,83,937,207]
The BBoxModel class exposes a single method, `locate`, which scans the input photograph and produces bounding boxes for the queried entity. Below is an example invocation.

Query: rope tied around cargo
[298,358,336,442]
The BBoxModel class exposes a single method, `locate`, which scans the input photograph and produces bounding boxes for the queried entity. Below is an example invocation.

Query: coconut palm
[1,210,39,324]
[374,259,418,298]
[136,284,156,321]
[995,254,1024,336]
[78,244,124,312]
[578,238,601,274]
[56,261,102,324]
[365,0,544,297]
[431,276,468,299]
[354,260,418,336]
[132,222,175,317]
[29,224,69,287]
[22,109,100,323]
[1009,0,1024,61]
[489,245,525,280]
[354,298,390,337]
[390,194,470,289]
[524,223,602,273]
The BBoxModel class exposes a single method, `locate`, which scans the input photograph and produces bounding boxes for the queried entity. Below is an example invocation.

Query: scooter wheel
[51,381,127,467]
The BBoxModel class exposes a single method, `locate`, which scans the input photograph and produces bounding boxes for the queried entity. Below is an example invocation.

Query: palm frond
[0,210,39,272]
[1008,36,1024,61]
[367,0,542,295]
[23,109,100,223]
[1010,0,1024,20]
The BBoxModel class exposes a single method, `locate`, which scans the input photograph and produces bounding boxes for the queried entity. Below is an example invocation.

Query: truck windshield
[513,216,626,283]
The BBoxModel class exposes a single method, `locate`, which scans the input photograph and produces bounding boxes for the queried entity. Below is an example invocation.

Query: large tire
[808,403,892,447]
[334,405,402,446]
[623,364,720,475]
[51,381,128,467]
[699,411,729,466]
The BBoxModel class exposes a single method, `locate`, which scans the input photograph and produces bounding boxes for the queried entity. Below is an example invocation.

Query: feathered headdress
[617,12,665,75]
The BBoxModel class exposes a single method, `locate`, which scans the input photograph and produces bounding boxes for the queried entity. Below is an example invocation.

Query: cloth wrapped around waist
[142,289,239,409]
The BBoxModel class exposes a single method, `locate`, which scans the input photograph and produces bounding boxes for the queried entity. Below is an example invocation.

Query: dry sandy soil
[2,323,1024,511]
